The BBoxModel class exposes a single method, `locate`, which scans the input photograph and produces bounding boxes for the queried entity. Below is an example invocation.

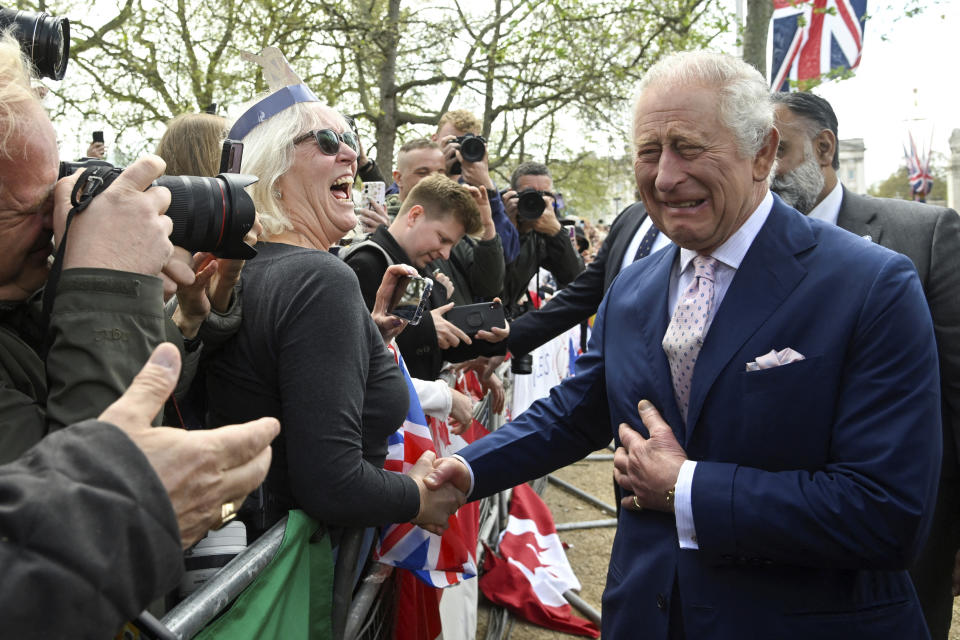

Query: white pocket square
[746,348,805,371]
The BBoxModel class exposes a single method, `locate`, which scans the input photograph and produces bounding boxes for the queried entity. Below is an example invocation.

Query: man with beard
[771,90,960,640]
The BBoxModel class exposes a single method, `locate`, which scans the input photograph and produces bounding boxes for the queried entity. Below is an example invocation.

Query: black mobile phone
[219,139,244,174]
[388,275,433,326]
[444,300,506,337]
[92,130,104,144]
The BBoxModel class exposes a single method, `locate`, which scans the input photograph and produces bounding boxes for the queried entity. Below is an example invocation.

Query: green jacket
[0,268,170,463]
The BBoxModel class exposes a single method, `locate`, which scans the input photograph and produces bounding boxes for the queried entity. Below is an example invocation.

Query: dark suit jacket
[507,202,646,355]
[837,188,960,639]
[1,420,183,636]
[462,196,941,639]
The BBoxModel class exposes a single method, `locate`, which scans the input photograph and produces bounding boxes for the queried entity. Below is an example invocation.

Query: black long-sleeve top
[205,242,416,530]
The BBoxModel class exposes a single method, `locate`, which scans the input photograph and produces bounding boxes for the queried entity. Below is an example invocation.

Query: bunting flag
[375,346,482,588]
[479,483,600,638]
[903,130,934,199]
[769,0,868,91]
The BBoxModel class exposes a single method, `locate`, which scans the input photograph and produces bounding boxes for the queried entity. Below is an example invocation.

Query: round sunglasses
[292,128,359,155]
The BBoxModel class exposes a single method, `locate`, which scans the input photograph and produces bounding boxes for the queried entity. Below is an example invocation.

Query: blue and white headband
[227,83,319,141]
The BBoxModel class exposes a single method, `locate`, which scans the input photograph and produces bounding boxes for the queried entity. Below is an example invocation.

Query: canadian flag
[479,483,600,638]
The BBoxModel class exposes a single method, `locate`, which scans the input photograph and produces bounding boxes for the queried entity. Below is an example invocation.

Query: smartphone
[361,181,386,209]
[388,275,433,326]
[443,300,506,337]
[92,130,104,144]
[219,139,244,174]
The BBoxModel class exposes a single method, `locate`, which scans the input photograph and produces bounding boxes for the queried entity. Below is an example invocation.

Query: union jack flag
[375,346,483,588]
[768,0,868,92]
[904,131,934,198]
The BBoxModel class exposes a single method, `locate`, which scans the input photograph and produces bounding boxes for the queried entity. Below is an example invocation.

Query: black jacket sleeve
[507,231,610,356]
[0,420,183,637]
[541,229,585,288]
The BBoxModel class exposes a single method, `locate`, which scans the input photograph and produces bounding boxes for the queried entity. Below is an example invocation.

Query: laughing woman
[204,87,461,542]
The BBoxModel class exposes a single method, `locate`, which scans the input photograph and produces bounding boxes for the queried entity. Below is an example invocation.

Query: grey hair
[634,51,775,159]
[235,99,347,239]
[0,31,41,160]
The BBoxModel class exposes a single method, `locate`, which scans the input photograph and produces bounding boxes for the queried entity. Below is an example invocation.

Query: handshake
[407,454,474,535]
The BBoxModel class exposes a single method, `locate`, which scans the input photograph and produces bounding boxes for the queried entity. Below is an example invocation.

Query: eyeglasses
[293,129,359,156]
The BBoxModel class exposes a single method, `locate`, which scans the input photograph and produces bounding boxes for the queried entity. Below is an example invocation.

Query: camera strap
[39,168,107,357]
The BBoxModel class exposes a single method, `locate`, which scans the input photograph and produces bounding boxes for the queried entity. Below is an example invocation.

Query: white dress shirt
[806,181,843,226]
[674,191,774,549]
[456,192,776,528]
[621,214,675,273]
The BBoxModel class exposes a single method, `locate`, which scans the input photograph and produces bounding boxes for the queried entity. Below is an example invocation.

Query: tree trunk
[375,0,402,178]
[742,0,773,79]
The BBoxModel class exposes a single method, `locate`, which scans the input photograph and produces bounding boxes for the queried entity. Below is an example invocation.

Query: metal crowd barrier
[153,374,531,640]
[160,515,290,639]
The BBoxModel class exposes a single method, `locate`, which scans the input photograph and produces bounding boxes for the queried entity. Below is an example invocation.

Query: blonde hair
[234,100,347,239]
[398,174,482,236]
[437,109,482,135]
[156,113,228,177]
[0,31,41,160]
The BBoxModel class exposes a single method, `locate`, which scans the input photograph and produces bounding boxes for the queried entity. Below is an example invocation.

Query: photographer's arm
[43,157,178,434]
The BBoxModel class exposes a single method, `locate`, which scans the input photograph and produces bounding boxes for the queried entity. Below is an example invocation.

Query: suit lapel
[608,210,646,278]
[836,187,883,244]
[684,201,816,440]
[636,245,685,432]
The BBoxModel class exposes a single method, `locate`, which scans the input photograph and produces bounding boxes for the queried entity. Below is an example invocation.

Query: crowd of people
[1,16,958,640]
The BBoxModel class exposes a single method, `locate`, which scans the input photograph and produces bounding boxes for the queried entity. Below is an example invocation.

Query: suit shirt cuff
[452,454,476,497]
[675,460,699,549]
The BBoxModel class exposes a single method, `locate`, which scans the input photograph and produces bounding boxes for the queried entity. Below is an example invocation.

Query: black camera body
[0,6,69,80]
[516,188,550,220]
[455,134,486,163]
[59,159,259,259]
[450,134,486,175]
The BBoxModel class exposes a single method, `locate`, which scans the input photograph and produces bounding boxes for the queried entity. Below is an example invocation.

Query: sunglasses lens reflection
[315,130,341,155]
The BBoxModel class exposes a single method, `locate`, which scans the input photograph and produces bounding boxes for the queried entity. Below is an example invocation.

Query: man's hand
[356,201,390,234]
[371,264,415,344]
[448,389,474,435]
[532,207,562,236]
[432,302,471,349]
[475,297,509,344]
[408,451,466,534]
[99,343,278,548]
[439,135,495,190]
[425,456,472,494]
[464,184,496,240]
[85,141,106,159]
[56,155,194,291]
[613,400,687,513]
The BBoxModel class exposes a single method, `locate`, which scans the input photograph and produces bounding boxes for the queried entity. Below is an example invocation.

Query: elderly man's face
[0,100,58,301]
[633,83,776,253]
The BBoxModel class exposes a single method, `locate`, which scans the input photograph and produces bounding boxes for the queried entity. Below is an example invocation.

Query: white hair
[235,99,347,239]
[634,51,775,159]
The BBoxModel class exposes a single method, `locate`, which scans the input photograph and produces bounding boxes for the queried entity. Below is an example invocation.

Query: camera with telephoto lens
[58,159,259,259]
[0,6,69,80]
[455,134,486,163]
[516,188,551,221]
[449,133,486,175]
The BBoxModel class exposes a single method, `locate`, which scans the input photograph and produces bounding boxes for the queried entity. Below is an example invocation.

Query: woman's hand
[433,270,455,301]
[356,200,390,234]
[172,251,218,338]
[372,264,416,344]
[475,299,509,344]
[208,216,262,312]
[448,389,474,435]
[408,450,465,533]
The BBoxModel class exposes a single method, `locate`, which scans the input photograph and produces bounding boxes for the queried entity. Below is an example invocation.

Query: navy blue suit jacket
[461,196,941,639]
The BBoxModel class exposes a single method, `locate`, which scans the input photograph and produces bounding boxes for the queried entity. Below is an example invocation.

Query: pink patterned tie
[662,255,717,422]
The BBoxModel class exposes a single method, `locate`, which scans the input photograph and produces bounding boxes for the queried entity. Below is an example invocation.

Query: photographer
[500,162,584,319]
[0,32,199,463]
[0,31,276,636]
[433,109,519,264]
